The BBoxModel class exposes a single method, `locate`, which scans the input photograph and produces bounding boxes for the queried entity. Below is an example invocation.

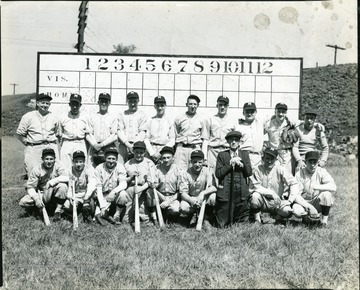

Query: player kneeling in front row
[84,146,128,225]
[147,146,186,223]
[124,141,157,226]
[296,151,336,227]
[19,148,69,222]
[249,147,320,226]
[62,150,97,223]
[180,150,217,229]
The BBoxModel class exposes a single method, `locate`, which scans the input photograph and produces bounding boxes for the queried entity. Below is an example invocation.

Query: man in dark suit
[215,131,252,228]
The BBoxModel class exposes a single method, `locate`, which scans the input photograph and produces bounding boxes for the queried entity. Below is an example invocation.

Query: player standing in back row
[174,94,205,171]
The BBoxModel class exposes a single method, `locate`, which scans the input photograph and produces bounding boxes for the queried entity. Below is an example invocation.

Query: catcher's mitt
[281,125,300,144]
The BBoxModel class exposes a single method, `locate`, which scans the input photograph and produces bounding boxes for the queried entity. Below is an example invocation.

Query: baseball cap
[42,148,56,158]
[263,147,278,158]
[104,146,118,156]
[275,103,287,110]
[127,91,139,100]
[217,95,229,105]
[191,150,204,159]
[73,150,85,159]
[98,93,111,101]
[187,94,200,104]
[305,151,320,161]
[225,130,242,140]
[69,93,82,104]
[304,108,318,116]
[133,141,146,150]
[37,93,52,101]
[243,102,256,110]
[160,146,174,155]
[154,96,166,104]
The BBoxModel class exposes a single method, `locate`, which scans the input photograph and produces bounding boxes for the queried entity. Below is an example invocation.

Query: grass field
[2,136,359,289]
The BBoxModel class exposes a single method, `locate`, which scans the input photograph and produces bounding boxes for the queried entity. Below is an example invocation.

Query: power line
[85,28,108,52]
[86,22,113,51]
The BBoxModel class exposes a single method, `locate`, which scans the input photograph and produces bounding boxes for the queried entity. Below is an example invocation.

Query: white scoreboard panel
[37,53,302,121]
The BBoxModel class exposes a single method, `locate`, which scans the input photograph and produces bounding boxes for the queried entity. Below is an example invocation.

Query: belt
[211,145,228,149]
[151,142,166,146]
[248,151,261,155]
[27,140,57,146]
[178,143,200,148]
[62,137,84,141]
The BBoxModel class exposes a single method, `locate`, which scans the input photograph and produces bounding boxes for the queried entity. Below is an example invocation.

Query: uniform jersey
[201,113,236,147]
[155,164,187,195]
[295,166,336,200]
[146,114,175,146]
[182,167,216,197]
[293,124,329,163]
[70,165,96,193]
[235,117,266,152]
[250,163,299,203]
[94,163,127,193]
[118,110,149,142]
[88,112,118,143]
[16,110,59,144]
[264,118,293,149]
[27,161,68,191]
[174,112,204,145]
[124,157,156,186]
[58,112,89,140]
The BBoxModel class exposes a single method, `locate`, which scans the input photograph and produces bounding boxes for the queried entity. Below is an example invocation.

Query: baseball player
[144,96,175,164]
[124,141,157,225]
[174,94,205,170]
[214,131,252,228]
[117,91,149,164]
[201,95,237,171]
[295,151,336,227]
[62,150,97,223]
[86,93,118,167]
[91,146,128,225]
[292,109,329,172]
[249,147,320,226]
[19,148,69,222]
[180,150,217,228]
[234,102,267,169]
[148,146,187,221]
[16,93,60,176]
[58,94,90,171]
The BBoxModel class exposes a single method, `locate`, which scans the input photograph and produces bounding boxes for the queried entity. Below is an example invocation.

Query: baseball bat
[38,191,50,226]
[196,166,212,231]
[72,179,78,230]
[149,167,164,228]
[134,176,140,233]
[154,188,165,228]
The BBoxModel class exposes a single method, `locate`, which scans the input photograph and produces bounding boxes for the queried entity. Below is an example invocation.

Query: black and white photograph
[1,1,358,289]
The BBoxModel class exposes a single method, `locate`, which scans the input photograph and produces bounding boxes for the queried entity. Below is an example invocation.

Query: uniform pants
[276,149,293,174]
[147,189,180,216]
[24,143,59,174]
[305,191,334,212]
[60,139,87,171]
[249,191,299,218]
[174,144,201,171]
[180,193,216,217]
[19,183,68,209]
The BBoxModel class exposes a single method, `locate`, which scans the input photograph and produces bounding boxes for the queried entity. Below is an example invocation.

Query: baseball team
[16,91,336,229]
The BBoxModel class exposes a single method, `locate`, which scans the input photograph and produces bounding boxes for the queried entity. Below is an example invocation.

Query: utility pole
[326,44,346,65]
[10,83,19,95]
[77,1,88,53]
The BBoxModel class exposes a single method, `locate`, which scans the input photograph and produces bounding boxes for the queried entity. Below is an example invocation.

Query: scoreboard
[37,53,302,120]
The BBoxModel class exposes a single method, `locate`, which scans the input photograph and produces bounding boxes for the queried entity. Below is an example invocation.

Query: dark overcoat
[215,149,252,227]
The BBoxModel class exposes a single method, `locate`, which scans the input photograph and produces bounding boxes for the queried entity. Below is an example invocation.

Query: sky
[1,1,357,96]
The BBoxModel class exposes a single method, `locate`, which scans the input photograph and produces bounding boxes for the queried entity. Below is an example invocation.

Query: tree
[113,43,136,54]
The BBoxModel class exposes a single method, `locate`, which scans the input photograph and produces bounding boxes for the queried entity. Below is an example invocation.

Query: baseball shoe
[151,218,159,227]
[189,213,197,226]
[95,214,107,226]
[53,212,61,222]
[114,216,122,225]
[102,213,116,225]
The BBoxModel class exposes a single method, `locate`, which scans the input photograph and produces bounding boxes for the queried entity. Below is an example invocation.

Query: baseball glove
[281,125,300,144]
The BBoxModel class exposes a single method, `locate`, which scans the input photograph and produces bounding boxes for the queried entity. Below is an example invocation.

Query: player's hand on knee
[34,197,45,208]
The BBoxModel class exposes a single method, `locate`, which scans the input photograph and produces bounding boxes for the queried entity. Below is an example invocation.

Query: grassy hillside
[301,63,358,138]
[1,64,358,139]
